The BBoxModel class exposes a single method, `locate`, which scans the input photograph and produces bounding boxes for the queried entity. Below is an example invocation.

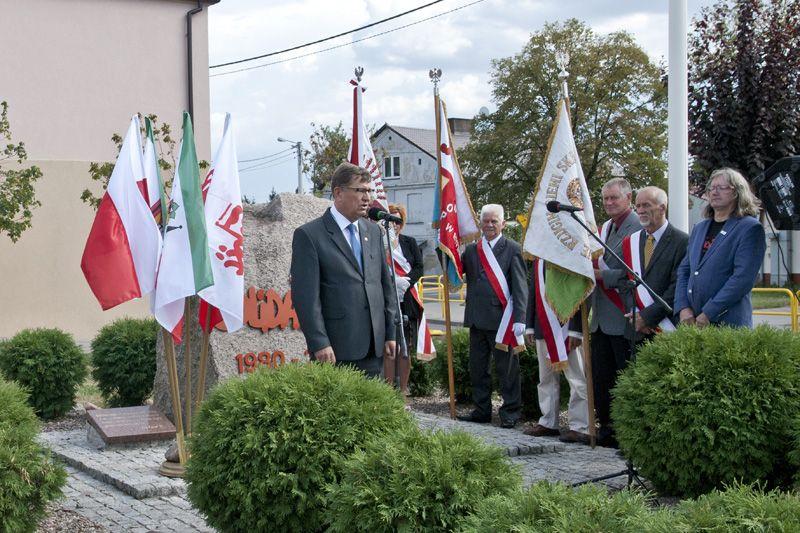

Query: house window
[384,156,401,178]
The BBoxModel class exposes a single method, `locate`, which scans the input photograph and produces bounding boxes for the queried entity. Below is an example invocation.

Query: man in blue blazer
[675,168,766,328]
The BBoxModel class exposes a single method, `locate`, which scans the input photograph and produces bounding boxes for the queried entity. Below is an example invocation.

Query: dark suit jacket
[590,211,642,335]
[398,233,423,321]
[290,208,397,361]
[461,236,527,331]
[525,265,582,340]
[632,223,689,338]
[675,216,766,327]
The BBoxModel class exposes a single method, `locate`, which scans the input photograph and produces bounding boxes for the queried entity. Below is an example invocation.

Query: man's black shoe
[500,419,518,429]
[456,412,491,424]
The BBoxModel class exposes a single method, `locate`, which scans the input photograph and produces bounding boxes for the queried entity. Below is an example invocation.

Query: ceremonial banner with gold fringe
[522,99,601,345]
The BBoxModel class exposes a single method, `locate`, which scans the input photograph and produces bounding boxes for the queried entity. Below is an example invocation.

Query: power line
[238,146,294,163]
[210,0,445,69]
[210,0,487,78]
[239,153,296,173]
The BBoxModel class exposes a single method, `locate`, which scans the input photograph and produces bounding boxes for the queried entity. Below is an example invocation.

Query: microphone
[546,200,583,214]
[367,207,403,224]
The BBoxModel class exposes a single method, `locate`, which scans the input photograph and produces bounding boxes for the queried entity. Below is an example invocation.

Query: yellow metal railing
[751,288,798,332]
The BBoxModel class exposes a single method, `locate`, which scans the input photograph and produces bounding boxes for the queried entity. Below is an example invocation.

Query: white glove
[512,322,526,337]
[395,276,411,301]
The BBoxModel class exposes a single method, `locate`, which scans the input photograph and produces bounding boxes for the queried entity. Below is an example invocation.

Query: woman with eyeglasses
[674,168,766,328]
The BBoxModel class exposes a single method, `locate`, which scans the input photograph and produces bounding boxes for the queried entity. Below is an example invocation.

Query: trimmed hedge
[613,325,800,497]
[460,481,664,532]
[327,428,521,532]
[0,378,66,532]
[672,482,800,531]
[408,354,437,397]
[461,481,800,532]
[91,317,158,407]
[433,328,474,402]
[0,328,87,419]
[185,363,414,532]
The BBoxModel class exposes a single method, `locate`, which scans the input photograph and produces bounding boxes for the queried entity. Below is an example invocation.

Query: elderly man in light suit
[290,162,397,377]
[590,177,641,447]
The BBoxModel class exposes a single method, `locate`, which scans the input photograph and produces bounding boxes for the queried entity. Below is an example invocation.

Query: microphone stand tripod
[564,210,671,494]
[378,218,409,362]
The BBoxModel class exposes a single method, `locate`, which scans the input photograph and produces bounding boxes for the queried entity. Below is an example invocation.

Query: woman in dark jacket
[384,203,424,394]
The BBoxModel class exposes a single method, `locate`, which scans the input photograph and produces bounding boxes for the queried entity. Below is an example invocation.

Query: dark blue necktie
[347,223,363,273]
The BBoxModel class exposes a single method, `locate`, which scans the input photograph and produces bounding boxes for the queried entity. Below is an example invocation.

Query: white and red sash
[476,238,524,353]
[392,245,436,361]
[593,219,626,313]
[533,258,570,368]
[621,231,676,332]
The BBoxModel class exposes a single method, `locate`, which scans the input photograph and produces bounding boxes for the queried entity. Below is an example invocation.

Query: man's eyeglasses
[706,185,734,193]
[343,186,373,195]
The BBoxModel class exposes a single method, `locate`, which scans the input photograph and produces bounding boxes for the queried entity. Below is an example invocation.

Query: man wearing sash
[524,271,590,444]
[590,178,641,447]
[458,204,527,429]
[622,186,688,340]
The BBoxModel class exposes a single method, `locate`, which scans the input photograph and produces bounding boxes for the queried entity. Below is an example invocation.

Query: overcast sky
[207,0,715,201]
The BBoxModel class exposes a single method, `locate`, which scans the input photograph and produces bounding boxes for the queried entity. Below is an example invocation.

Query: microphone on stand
[367,207,403,224]
[546,200,583,214]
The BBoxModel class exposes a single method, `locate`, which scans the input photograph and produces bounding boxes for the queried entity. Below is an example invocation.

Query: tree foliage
[303,121,350,193]
[0,101,42,243]
[460,19,667,220]
[688,0,800,187]
[82,113,209,209]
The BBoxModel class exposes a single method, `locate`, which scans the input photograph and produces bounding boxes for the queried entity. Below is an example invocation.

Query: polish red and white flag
[348,78,387,209]
[81,115,161,310]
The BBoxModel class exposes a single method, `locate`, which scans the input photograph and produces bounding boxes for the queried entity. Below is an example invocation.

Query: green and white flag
[154,112,214,341]
[522,99,601,321]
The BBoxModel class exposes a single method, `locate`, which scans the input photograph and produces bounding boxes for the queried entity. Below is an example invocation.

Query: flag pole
[195,308,212,410]
[580,302,597,448]
[162,328,188,464]
[556,48,596,447]
[183,299,193,434]
[430,67,456,419]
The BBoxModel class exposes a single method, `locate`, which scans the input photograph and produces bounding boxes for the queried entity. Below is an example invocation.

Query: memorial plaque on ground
[87,406,176,445]
[154,193,332,422]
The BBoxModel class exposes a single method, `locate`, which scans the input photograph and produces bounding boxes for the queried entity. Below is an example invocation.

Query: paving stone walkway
[41,411,632,531]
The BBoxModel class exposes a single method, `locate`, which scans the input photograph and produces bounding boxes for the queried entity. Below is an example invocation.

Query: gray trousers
[469,327,521,422]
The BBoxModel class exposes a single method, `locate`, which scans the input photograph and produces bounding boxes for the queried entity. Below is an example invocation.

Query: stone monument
[154,193,331,423]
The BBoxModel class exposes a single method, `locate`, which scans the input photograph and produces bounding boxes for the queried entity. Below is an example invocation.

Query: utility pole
[668,0,689,232]
[277,137,304,194]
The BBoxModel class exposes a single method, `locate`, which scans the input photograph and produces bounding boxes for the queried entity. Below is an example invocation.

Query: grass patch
[751,291,797,310]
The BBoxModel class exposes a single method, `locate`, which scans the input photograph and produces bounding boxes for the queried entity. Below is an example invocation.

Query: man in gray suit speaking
[290,162,397,378]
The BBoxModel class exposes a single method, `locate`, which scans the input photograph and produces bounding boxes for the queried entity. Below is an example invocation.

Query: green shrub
[408,354,437,397]
[91,317,158,407]
[672,482,800,531]
[0,378,66,532]
[186,363,414,533]
[613,326,800,497]
[434,328,472,402]
[460,481,666,532]
[0,328,87,419]
[327,428,520,532]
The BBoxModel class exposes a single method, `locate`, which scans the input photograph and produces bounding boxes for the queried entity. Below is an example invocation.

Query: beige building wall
[0,0,215,341]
